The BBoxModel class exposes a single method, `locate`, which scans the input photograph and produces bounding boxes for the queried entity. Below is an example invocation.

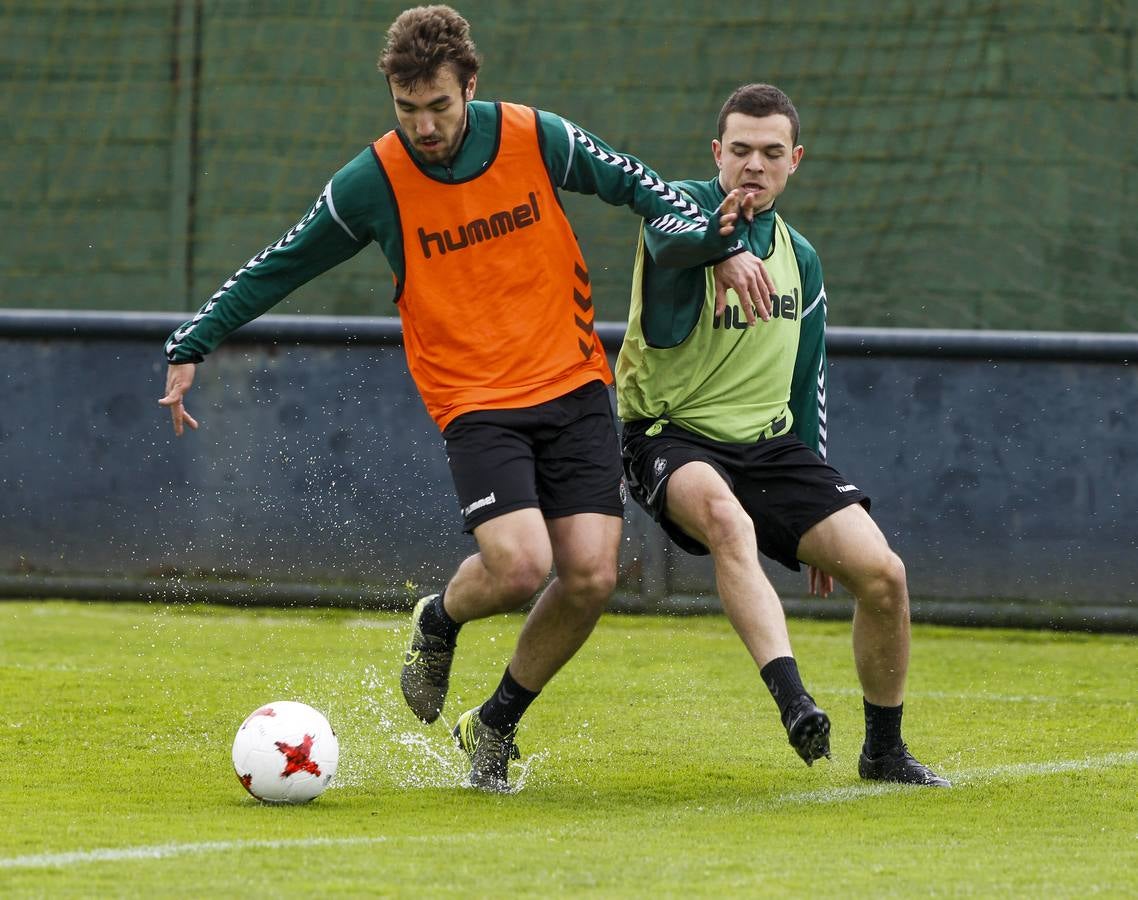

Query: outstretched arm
[644,185,776,318]
[537,111,742,265]
[161,178,368,435]
[165,181,365,365]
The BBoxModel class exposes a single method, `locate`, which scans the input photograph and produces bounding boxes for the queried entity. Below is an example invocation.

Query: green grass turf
[1,600,1135,896]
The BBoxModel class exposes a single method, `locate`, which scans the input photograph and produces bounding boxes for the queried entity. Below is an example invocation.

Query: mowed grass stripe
[3,601,1136,896]
[4,750,1136,871]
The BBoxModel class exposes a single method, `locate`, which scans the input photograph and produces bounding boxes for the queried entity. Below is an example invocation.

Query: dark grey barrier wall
[2,311,1135,630]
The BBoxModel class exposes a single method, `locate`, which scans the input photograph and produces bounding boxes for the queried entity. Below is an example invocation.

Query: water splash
[503,748,549,793]
[313,664,470,791]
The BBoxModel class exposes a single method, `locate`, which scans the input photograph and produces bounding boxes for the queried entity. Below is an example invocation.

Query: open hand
[713,251,776,325]
[159,363,199,436]
[715,188,760,236]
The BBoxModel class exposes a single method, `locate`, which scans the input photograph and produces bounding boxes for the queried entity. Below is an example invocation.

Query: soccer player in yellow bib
[617,84,949,786]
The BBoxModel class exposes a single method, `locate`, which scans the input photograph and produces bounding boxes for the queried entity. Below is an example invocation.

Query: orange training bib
[373,102,609,431]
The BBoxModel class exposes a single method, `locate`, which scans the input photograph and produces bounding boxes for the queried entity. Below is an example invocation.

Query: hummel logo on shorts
[463,492,497,516]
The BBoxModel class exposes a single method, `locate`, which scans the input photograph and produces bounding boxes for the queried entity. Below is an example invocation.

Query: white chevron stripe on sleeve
[647,214,702,235]
[816,357,828,460]
[568,124,708,225]
[166,186,329,359]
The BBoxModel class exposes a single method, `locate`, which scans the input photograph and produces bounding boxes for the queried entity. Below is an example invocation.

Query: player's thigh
[621,422,733,556]
[665,460,749,549]
[796,502,895,585]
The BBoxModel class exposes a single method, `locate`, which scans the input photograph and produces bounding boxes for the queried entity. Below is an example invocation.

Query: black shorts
[621,418,870,571]
[443,380,625,532]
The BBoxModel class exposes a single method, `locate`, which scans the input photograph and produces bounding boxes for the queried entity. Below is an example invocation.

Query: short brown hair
[717,84,800,144]
[378,5,482,91]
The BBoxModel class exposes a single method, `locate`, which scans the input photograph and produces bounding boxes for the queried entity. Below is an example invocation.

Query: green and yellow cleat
[399,594,454,724]
[452,706,522,793]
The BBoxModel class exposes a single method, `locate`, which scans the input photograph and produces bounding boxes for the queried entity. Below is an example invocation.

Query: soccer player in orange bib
[160,6,768,791]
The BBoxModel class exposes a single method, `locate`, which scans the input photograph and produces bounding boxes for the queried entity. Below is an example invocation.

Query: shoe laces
[419,649,452,682]
[476,721,521,761]
[882,742,913,761]
[411,632,453,668]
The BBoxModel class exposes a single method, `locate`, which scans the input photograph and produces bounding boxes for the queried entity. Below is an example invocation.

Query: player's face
[390,67,475,166]
[713,112,803,212]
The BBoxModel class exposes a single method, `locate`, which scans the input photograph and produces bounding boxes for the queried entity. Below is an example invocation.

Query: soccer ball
[231,700,339,803]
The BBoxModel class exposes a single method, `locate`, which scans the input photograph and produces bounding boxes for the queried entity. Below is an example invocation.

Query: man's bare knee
[483,550,551,611]
[501,559,551,605]
[558,562,617,612]
[700,495,755,554]
[853,551,908,617]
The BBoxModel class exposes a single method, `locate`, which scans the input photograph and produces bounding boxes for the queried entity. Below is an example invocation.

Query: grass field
[1,600,1135,897]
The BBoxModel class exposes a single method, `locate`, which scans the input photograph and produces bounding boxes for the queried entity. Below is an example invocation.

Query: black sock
[417,591,461,646]
[863,698,904,756]
[478,666,539,735]
[760,656,810,726]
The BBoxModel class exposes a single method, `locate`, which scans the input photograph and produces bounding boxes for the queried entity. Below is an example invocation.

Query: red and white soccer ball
[231,700,339,803]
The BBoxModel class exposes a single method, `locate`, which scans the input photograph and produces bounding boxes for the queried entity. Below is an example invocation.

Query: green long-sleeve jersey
[165,100,737,363]
[618,176,829,458]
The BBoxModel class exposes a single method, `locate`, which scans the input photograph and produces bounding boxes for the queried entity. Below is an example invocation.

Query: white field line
[850,686,1072,703]
[760,750,1138,810]
[3,751,1136,871]
[823,686,1112,705]
[0,837,391,871]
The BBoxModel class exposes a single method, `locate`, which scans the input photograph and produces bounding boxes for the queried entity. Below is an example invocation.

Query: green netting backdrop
[4,1,1136,329]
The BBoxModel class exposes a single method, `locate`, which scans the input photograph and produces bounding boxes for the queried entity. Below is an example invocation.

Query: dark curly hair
[378,5,482,91]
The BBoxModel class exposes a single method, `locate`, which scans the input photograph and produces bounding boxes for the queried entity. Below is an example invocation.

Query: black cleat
[859,744,951,787]
[784,697,831,766]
